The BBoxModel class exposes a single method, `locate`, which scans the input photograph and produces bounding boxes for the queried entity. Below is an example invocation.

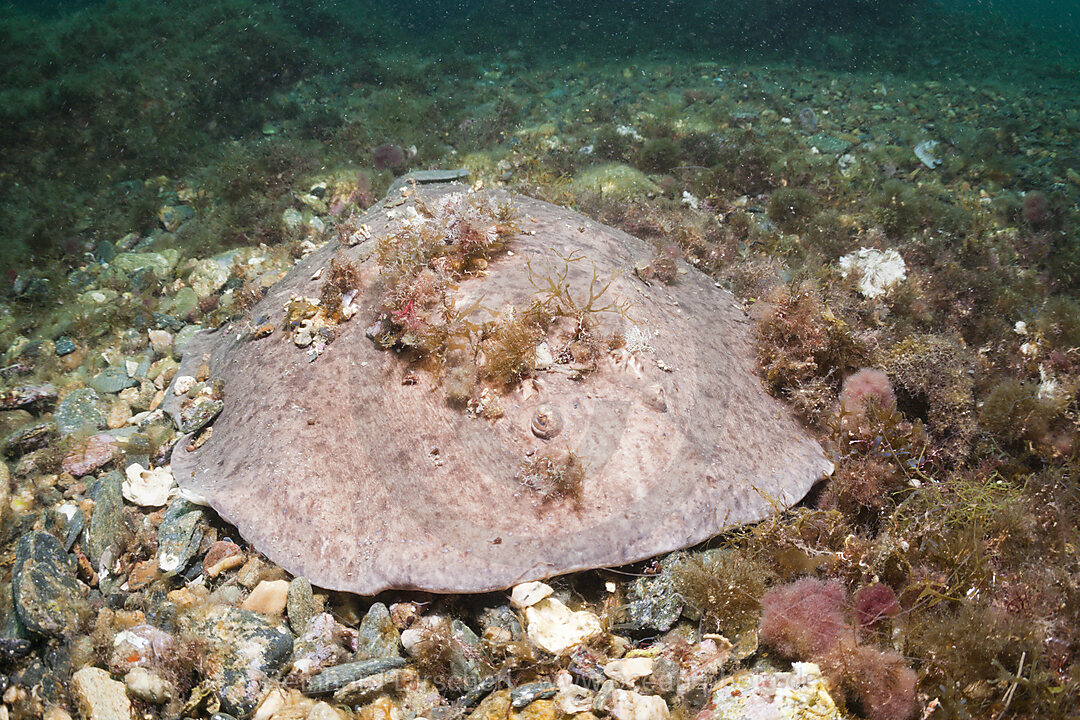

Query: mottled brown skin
[165,177,832,595]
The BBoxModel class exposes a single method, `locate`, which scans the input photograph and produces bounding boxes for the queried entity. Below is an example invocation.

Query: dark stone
[179,397,223,434]
[3,422,56,457]
[355,602,400,659]
[94,240,116,263]
[306,656,407,695]
[54,337,77,356]
[188,605,293,717]
[625,572,683,633]
[157,498,204,574]
[86,471,127,573]
[511,681,558,708]
[153,313,187,332]
[12,531,88,638]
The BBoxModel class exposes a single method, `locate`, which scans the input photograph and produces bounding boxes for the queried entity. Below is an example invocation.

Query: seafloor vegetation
[0,0,1078,718]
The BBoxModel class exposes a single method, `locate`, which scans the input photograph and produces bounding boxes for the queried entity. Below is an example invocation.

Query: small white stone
[610,690,669,720]
[147,329,174,355]
[124,667,172,704]
[173,375,196,395]
[555,670,593,714]
[122,464,176,507]
[604,656,654,685]
[242,579,290,616]
[534,342,555,370]
[72,666,133,720]
[1014,320,1028,335]
[524,597,602,654]
[511,580,554,609]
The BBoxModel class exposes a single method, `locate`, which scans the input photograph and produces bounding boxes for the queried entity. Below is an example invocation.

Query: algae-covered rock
[573,163,660,200]
[157,498,204,574]
[355,602,401,659]
[89,365,137,394]
[188,605,294,717]
[111,249,179,278]
[12,531,88,638]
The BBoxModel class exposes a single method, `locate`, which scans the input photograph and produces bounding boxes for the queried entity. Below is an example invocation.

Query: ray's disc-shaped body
[165,175,832,595]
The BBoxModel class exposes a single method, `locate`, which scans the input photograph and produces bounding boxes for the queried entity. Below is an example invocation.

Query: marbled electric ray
[165,172,832,595]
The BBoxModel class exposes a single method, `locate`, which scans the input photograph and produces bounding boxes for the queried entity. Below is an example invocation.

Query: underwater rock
[0,383,56,411]
[203,539,245,578]
[524,598,602,655]
[156,498,204,574]
[62,433,119,476]
[12,531,88,638]
[125,667,174,704]
[178,396,223,434]
[86,470,126,572]
[333,668,406,704]
[695,662,838,720]
[55,337,77,356]
[286,576,316,635]
[305,656,407,695]
[625,573,682,633]
[511,682,559,708]
[610,690,668,720]
[72,666,134,720]
[3,421,55,457]
[355,601,401,659]
[573,163,660,200]
[511,581,553,609]
[806,133,851,155]
[89,366,138,394]
[188,605,294,717]
[241,579,289,616]
[605,657,654,686]
[158,205,194,232]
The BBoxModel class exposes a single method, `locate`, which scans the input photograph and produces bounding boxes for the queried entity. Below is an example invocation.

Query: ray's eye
[531,404,563,440]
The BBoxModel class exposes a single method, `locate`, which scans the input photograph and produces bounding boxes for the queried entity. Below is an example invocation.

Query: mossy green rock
[355,602,401,659]
[573,163,660,200]
[12,531,88,638]
[86,471,125,570]
[55,388,106,436]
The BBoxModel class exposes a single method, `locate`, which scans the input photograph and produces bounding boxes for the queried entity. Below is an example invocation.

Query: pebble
[172,374,196,396]
[179,396,223,434]
[105,399,131,429]
[187,605,294,717]
[287,576,316,635]
[355,601,401,659]
[62,433,119,477]
[523,597,602,655]
[605,657,654,686]
[610,690,669,720]
[510,581,553,609]
[3,421,55,457]
[122,463,176,507]
[510,682,558,708]
[696,662,837,720]
[72,666,133,720]
[0,383,57,411]
[55,336,77,356]
[156,498,205,573]
[241,579,290,616]
[288,612,359,686]
[12,531,88,638]
[89,366,137,394]
[110,249,179,278]
[147,330,174,356]
[109,624,177,675]
[124,667,173,704]
[554,670,593,714]
[203,539,245,578]
[625,574,682,633]
[86,470,126,572]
